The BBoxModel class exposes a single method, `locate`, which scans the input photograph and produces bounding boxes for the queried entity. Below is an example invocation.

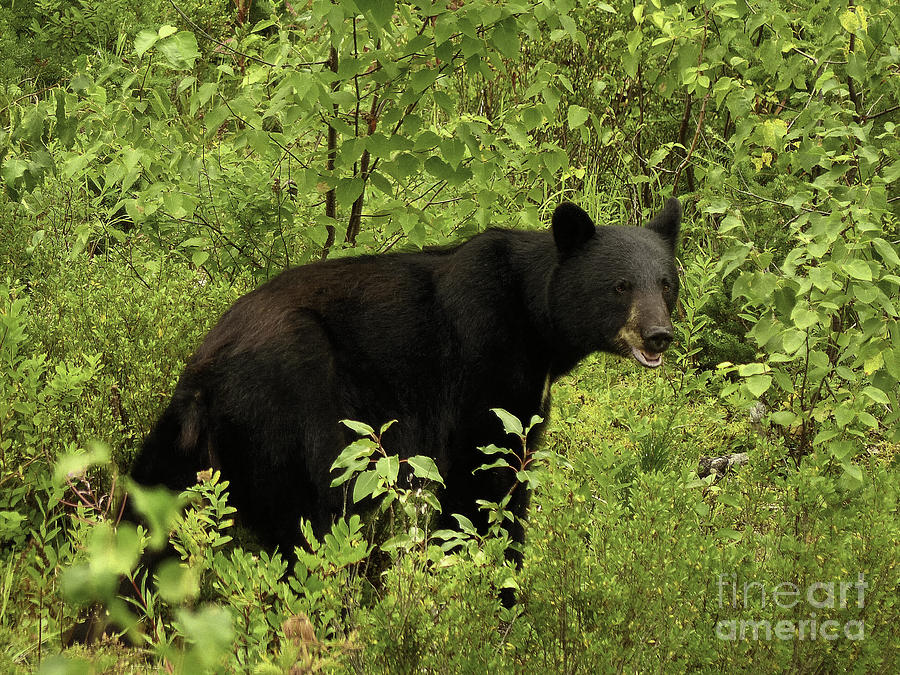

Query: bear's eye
[615,281,630,295]
[661,279,671,293]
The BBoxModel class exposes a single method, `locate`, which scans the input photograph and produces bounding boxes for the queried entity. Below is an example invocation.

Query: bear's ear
[646,197,681,250]
[552,202,596,255]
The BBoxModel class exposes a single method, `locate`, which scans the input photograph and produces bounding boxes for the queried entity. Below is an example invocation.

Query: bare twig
[673,90,711,192]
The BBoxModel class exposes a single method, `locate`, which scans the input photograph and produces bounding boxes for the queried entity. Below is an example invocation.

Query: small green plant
[330,419,445,555]
[471,409,552,539]
[171,469,237,567]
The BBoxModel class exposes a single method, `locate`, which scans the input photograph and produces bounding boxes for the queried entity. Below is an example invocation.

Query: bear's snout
[642,325,673,354]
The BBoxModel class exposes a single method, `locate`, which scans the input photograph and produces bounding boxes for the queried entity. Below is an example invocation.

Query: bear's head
[548,198,681,370]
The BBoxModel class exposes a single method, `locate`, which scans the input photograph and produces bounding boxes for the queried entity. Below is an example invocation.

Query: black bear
[130,198,681,559]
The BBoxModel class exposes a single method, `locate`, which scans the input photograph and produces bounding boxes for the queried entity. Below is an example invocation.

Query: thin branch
[790,47,818,64]
[673,89,711,192]
[863,103,900,122]
[322,46,339,257]
[729,185,830,215]
[0,86,57,115]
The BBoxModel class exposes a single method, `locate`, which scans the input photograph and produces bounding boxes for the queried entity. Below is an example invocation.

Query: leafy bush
[3,0,601,274]
[0,0,232,87]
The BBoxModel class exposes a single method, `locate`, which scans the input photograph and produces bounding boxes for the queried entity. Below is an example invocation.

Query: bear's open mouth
[630,346,663,368]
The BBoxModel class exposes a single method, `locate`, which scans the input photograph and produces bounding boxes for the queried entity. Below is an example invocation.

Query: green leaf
[433,14,456,46]
[191,250,209,267]
[491,408,523,436]
[781,329,805,354]
[843,259,872,281]
[60,524,143,609]
[331,439,375,479]
[842,463,863,485]
[134,29,158,57]
[478,443,512,456]
[452,513,477,534]
[380,533,412,551]
[872,238,900,266]
[839,9,863,33]
[352,469,380,503]
[517,469,542,489]
[357,0,395,28]
[376,455,400,484]
[857,411,879,428]
[847,53,867,83]
[474,458,511,472]
[1,158,27,188]
[203,105,230,135]
[407,455,444,485]
[813,429,840,445]
[330,457,369,487]
[341,419,376,436]
[884,348,900,380]
[126,480,185,550]
[63,152,95,178]
[409,69,438,93]
[567,105,590,130]
[0,511,25,531]
[809,266,833,291]
[526,415,544,432]
[55,90,75,148]
[335,177,365,208]
[863,351,884,375]
[745,374,772,398]
[882,159,900,184]
[770,410,796,426]
[504,122,529,148]
[862,385,889,405]
[500,575,519,590]
[834,404,855,428]
[53,442,110,485]
[737,363,767,377]
[491,18,520,59]
[761,119,788,147]
[156,559,199,603]
[791,305,819,330]
[157,31,200,70]
[175,606,234,669]
[718,494,741,508]
[717,529,744,542]
[441,137,466,169]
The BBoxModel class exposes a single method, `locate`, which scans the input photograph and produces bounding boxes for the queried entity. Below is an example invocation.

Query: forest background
[1,0,898,671]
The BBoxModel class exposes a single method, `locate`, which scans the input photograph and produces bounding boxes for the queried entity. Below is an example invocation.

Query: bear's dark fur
[131,198,682,556]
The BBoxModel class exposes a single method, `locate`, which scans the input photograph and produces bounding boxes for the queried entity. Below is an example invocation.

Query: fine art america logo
[716,574,868,641]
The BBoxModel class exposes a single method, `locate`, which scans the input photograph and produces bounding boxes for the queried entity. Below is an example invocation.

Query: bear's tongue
[631,346,663,368]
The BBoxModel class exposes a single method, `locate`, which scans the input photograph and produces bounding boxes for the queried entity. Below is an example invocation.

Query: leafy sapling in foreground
[474,409,555,540]
[330,419,445,555]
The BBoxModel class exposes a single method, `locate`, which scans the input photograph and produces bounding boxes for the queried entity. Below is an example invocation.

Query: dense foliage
[1,0,898,671]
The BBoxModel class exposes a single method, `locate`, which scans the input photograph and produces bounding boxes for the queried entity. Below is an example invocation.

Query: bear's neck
[493,231,580,379]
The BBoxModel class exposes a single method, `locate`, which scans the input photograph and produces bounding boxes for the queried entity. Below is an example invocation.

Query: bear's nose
[643,326,673,354]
